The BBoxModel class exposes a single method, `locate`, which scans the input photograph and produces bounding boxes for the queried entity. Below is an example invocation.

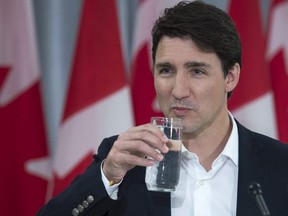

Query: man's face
[153,36,236,136]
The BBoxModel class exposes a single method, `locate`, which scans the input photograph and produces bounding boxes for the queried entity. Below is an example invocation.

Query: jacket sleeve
[37,135,119,216]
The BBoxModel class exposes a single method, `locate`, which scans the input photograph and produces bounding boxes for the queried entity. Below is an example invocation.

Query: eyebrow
[154,62,175,70]
[184,61,211,68]
[155,61,211,70]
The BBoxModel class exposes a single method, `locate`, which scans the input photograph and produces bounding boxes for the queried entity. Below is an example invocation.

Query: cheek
[154,80,171,106]
[196,82,223,105]
[202,83,227,109]
[154,79,171,97]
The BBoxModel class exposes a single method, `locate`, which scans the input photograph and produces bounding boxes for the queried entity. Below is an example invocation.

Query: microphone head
[248,181,263,196]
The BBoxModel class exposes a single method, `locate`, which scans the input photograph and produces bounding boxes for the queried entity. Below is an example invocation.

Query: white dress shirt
[101,113,239,215]
[171,114,239,216]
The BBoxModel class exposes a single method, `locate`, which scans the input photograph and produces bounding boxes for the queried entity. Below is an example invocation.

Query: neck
[183,112,232,171]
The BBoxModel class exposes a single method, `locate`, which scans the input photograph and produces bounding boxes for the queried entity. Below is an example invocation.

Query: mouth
[171,106,192,117]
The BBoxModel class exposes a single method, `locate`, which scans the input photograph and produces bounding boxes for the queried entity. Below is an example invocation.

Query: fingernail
[163,144,169,153]
[157,153,164,161]
[162,135,168,142]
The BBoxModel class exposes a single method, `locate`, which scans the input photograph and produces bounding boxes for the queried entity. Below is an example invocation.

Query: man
[38,1,288,215]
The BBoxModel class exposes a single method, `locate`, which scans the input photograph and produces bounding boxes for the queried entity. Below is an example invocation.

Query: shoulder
[252,131,288,154]
[236,119,288,155]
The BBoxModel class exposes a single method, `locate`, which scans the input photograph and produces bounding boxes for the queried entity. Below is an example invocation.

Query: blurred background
[1,0,287,215]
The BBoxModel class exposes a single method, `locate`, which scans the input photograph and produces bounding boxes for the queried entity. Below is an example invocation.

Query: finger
[114,139,164,162]
[120,152,160,167]
[118,126,169,153]
[126,124,169,143]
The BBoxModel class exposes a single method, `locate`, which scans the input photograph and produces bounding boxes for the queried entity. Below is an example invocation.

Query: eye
[158,67,174,77]
[191,68,205,76]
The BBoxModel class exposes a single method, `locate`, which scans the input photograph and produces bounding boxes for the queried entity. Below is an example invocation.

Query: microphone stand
[248,182,271,216]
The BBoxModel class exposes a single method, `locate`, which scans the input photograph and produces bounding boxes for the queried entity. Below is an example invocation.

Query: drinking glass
[145,117,183,192]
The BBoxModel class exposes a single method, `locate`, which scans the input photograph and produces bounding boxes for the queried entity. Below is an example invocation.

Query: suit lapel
[236,121,269,216]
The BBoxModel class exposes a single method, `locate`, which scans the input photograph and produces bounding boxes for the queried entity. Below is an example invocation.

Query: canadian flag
[50,0,134,196]
[131,0,181,126]
[266,0,288,143]
[228,0,278,138]
[0,0,50,215]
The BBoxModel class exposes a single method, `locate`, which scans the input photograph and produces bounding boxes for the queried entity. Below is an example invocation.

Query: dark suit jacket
[38,121,288,216]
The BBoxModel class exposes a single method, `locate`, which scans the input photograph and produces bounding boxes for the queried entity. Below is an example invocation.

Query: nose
[171,72,190,100]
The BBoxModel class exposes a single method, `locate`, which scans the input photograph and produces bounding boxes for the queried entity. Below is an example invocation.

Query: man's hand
[102,123,169,183]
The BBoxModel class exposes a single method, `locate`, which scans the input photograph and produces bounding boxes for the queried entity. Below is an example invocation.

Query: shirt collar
[221,111,239,167]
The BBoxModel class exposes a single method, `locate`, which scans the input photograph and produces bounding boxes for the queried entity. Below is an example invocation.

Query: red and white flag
[131,0,181,126]
[0,0,50,215]
[50,0,133,196]
[266,0,288,143]
[228,0,278,138]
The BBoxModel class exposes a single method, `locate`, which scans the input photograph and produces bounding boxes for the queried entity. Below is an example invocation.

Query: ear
[225,63,240,93]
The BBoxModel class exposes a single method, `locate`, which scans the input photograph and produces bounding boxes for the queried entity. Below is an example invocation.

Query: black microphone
[248,181,271,216]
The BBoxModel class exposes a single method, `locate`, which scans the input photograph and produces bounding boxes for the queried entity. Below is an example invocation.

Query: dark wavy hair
[151,1,242,98]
